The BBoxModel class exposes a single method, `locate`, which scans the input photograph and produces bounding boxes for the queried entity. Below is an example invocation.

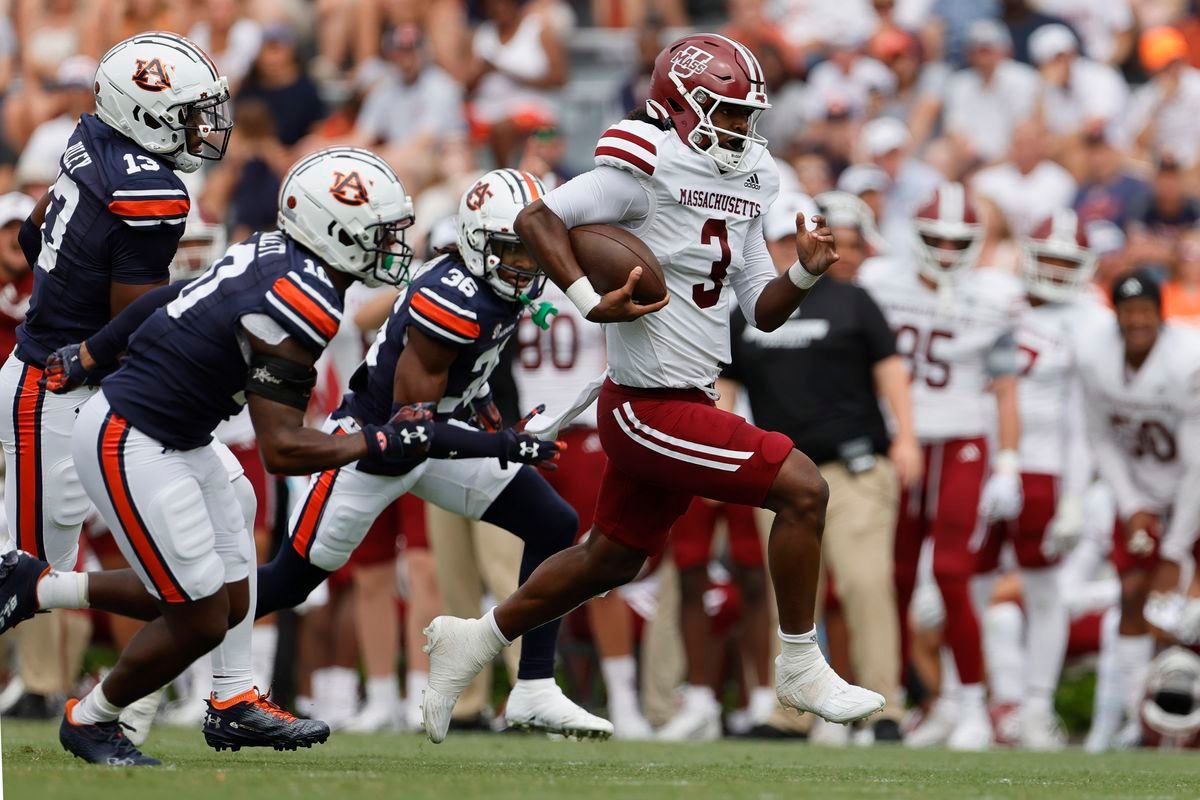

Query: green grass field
[3,720,1198,800]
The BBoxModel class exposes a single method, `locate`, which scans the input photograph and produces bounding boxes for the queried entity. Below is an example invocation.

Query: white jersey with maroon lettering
[858,257,1024,442]
[1077,322,1200,515]
[514,281,606,428]
[591,119,780,389]
[1014,298,1112,477]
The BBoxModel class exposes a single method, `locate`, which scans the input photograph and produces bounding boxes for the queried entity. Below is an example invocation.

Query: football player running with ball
[0,148,430,765]
[420,33,884,743]
[252,168,612,740]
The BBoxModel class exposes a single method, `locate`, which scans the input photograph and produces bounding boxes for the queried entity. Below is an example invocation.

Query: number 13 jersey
[544,118,780,391]
[858,257,1025,442]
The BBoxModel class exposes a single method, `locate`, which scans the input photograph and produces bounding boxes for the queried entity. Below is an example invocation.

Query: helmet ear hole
[668,98,684,114]
[337,228,355,247]
[143,115,162,131]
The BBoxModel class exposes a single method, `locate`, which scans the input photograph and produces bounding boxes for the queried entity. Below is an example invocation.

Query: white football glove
[1042,493,1085,560]
[1145,591,1187,635]
[909,582,946,632]
[1175,598,1200,646]
[978,450,1023,522]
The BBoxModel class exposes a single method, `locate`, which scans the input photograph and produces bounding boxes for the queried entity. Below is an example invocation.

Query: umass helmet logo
[132,58,173,92]
[330,170,370,206]
[670,45,714,77]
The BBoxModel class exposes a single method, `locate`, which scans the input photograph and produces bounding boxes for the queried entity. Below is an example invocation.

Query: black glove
[38,343,90,393]
[363,403,434,463]
[495,429,563,470]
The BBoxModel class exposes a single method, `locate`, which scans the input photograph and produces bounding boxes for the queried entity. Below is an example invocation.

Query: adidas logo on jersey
[743,174,760,190]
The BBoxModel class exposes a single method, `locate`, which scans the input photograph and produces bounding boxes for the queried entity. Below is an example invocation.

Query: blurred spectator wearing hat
[972,120,1076,238]
[1125,26,1200,169]
[999,0,1076,66]
[943,19,1039,166]
[1029,0,1134,66]
[872,29,948,149]
[14,56,95,199]
[858,117,942,246]
[187,0,264,94]
[466,0,567,167]
[1030,23,1127,151]
[238,24,327,147]
[1073,121,1151,229]
[0,191,35,361]
[721,191,918,744]
[1124,155,1200,272]
[353,25,464,188]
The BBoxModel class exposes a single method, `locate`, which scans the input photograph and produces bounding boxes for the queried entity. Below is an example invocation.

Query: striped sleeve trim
[108,197,191,220]
[594,125,658,176]
[267,275,341,347]
[410,289,480,344]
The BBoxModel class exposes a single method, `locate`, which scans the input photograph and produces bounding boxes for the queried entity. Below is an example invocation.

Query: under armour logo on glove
[497,429,563,470]
[400,426,429,445]
[519,441,540,459]
[364,417,433,463]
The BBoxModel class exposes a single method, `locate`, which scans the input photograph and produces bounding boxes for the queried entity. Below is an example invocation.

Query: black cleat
[873,718,903,743]
[59,699,161,766]
[0,550,49,633]
[203,688,331,752]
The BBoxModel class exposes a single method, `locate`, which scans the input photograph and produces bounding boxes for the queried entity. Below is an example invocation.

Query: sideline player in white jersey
[973,209,1112,750]
[418,32,884,744]
[858,183,1025,751]
[512,278,654,739]
[1076,269,1200,751]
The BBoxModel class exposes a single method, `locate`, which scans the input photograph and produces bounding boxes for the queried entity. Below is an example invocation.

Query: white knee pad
[304,495,376,573]
[41,458,90,570]
[144,476,224,601]
[231,473,258,540]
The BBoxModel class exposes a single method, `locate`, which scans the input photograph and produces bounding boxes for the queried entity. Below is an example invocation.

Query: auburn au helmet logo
[465,181,493,211]
[330,171,370,206]
[132,58,173,92]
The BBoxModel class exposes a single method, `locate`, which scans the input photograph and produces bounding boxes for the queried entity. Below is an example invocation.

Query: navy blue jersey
[102,232,344,450]
[16,114,189,368]
[338,252,522,426]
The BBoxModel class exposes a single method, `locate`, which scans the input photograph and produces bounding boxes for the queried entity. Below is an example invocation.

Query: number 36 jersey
[1076,322,1200,516]
[559,119,780,390]
[17,114,189,368]
[338,252,522,426]
[858,257,1025,442]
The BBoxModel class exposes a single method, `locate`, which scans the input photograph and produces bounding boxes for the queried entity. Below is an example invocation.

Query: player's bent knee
[146,476,226,601]
[46,458,91,530]
[769,450,828,520]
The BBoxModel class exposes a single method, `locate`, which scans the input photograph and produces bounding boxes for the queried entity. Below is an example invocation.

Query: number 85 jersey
[17,114,189,369]
[542,118,779,391]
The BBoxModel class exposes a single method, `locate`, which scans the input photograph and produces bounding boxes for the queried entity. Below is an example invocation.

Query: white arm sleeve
[1061,371,1094,498]
[1085,389,1151,519]
[541,166,651,228]
[1162,395,1200,563]
[728,217,776,329]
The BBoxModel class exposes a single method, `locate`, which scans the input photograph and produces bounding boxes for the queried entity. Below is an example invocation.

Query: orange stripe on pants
[14,363,44,559]
[98,413,187,603]
[290,428,348,559]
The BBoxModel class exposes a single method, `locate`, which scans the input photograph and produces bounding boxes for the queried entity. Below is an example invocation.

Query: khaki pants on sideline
[638,561,685,726]
[426,505,522,719]
[18,609,92,696]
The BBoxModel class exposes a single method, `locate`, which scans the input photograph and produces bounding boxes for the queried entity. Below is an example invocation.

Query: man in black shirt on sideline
[721,191,920,744]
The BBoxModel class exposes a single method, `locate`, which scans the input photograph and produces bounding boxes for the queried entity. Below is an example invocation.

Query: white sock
[484,608,512,646]
[251,623,278,691]
[959,682,986,710]
[1089,608,1124,741]
[749,685,777,723]
[36,570,88,609]
[406,670,428,703]
[982,601,1025,705]
[1115,633,1153,717]
[1021,568,1068,703]
[938,646,961,704]
[778,627,826,681]
[969,572,997,619]
[210,596,256,703]
[600,656,638,710]
[366,675,400,708]
[682,684,716,708]
[72,682,124,725]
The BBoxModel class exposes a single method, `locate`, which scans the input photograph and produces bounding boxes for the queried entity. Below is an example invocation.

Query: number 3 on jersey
[692,218,730,309]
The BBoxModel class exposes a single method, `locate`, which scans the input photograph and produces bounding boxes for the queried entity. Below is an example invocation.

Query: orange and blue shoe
[0,550,49,633]
[59,698,160,766]
[203,688,330,752]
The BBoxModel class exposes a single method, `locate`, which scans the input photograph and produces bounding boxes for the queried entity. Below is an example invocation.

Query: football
[568,224,667,304]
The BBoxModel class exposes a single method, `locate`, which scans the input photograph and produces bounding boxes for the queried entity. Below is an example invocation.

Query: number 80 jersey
[588,119,779,390]
[338,252,523,426]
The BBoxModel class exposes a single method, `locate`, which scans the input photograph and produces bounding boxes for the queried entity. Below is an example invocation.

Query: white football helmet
[1020,209,1097,304]
[94,32,233,174]
[1141,647,1200,745]
[910,182,983,284]
[169,213,227,282]
[277,147,414,287]
[456,168,547,301]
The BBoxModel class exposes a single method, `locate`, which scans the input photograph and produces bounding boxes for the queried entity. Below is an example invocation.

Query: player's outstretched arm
[515,199,667,324]
[753,214,839,332]
[247,334,425,474]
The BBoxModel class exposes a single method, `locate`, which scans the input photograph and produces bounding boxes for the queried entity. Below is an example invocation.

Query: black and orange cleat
[59,698,161,766]
[0,550,49,634]
[203,688,330,752]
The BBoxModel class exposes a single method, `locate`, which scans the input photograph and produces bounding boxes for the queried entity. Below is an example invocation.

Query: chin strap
[520,292,558,330]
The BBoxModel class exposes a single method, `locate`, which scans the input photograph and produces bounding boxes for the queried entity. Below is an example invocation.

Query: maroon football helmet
[911,182,983,282]
[1020,209,1096,303]
[646,33,770,173]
